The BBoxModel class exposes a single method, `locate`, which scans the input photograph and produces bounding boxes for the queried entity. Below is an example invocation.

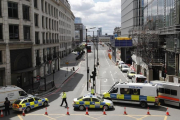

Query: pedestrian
[60,91,68,107]
[4,97,10,116]
[91,87,95,95]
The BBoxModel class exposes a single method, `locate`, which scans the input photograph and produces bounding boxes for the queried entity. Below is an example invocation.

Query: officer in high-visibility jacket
[60,91,68,107]
[91,87,95,95]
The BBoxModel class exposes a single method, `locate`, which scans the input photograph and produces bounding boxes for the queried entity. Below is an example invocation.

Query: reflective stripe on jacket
[62,93,66,98]
[91,89,94,94]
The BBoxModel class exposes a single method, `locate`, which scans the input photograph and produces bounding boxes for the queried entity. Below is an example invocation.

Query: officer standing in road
[4,97,10,116]
[91,87,95,95]
[60,91,68,107]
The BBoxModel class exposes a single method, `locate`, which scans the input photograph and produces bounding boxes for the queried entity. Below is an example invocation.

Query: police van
[0,86,31,110]
[150,80,180,107]
[103,82,159,107]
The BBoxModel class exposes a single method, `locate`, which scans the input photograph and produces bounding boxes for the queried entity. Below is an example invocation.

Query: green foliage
[74,45,85,52]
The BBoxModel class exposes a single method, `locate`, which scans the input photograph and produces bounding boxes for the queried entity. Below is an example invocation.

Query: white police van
[103,82,159,107]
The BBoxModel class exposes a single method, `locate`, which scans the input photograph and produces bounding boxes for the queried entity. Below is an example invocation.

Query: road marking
[84,115,98,120]
[110,71,115,81]
[114,72,117,75]
[119,79,122,83]
[80,82,87,96]
[17,115,23,120]
[164,116,168,120]
[43,115,56,120]
[101,85,112,86]
[104,79,108,82]
[103,51,110,67]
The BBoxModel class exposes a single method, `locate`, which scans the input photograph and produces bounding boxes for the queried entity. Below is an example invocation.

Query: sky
[68,0,121,35]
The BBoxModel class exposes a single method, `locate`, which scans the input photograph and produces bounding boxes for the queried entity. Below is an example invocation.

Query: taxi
[72,94,114,111]
[12,96,49,113]
[127,70,136,79]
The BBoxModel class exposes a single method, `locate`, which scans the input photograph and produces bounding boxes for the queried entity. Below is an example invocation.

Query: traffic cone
[45,107,48,115]
[1,110,3,117]
[103,107,106,115]
[22,109,25,116]
[124,107,127,115]
[85,107,89,115]
[66,107,70,115]
[147,107,150,115]
[166,108,170,116]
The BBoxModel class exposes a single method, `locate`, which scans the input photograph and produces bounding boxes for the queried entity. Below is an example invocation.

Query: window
[0,1,1,16]
[35,32,39,43]
[49,19,51,29]
[0,24,2,39]
[41,0,44,11]
[45,2,47,13]
[109,88,118,93]
[28,98,34,102]
[9,25,19,40]
[132,89,140,95]
[120,88,131,94]
[8,2,18,18]
[14,100,21,104]
[165,89,170,94]
[159,88,164,93]
[19,91,27,96]
[22,100,28,104]
[42,16,44,28]
[92,98,99,102]
[171,90,177,96]
[24,26,30,40]
[34,0,37,8]
[0,51,2,64]
[34,14,38,26]
[34,97,40,101]
[23,5,29,20]
[83,98,91,101]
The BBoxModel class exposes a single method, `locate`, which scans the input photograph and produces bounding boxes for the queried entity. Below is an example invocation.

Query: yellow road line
[84,115,98,120]
[164,116,168,120]
[43,115,56,120]
[17,115,23,120]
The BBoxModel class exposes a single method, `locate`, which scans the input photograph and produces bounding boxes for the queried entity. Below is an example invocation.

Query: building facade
[0,0,75,88]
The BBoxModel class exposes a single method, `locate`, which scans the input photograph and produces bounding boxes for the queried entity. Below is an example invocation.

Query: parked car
[118,61,125,68]
[127,70,136,79]
[121,64,130,72]
[132,74,147,83]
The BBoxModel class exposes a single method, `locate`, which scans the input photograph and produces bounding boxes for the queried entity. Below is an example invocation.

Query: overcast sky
[68,0,121,35]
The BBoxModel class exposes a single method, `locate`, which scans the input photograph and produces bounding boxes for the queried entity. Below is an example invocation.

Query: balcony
[36,57,41,66]
[46,39,49,44]
[47,54,52,61]
[49,39,51,44]
[35,40,40,44]
[43,55,47,62]
[52,39,54,43]
[43,40,46,44]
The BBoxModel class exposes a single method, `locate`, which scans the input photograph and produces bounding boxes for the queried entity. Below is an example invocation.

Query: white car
[121,64,130,72]
[118,61,125,68]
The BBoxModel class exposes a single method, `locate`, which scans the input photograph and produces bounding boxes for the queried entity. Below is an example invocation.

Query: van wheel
[26,107,31,113]
[103,105,109,111]
[159,99,164,105]
[140,101,147,108]
[79,105,85,111]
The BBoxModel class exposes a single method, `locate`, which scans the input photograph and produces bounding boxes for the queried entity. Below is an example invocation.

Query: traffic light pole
[86,29,89,91]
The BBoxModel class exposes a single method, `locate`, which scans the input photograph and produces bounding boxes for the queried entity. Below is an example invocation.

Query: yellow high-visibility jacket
[91,89,94,94]
[62,92,66,98]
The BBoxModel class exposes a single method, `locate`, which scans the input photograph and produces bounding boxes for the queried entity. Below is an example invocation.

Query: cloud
[69,0,121,35]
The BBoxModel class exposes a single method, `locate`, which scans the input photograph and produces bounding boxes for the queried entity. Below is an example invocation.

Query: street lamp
[53,62,55,87]
[86,27,96,91]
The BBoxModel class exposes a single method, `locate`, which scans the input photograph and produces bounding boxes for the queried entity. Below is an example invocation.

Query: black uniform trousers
[61,98,68,107]
[5,108,10,116]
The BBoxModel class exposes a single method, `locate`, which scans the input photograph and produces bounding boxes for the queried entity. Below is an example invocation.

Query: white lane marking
[119,79,122,83]
[101,85,112,86]
[104,79,108,82]
[123,73,125,78]
[114,72,117,75]
[103,51,110,67]
[110,71,114,81]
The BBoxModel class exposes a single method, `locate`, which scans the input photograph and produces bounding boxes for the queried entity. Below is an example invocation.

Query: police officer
[60,91,68,107]
[4,97,10,116]
[91,87,95,95]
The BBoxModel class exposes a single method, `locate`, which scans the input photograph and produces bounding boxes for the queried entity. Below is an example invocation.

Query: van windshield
[137,78,146,83]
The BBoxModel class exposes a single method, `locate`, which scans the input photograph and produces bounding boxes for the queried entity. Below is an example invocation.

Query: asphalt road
[3,42,180,120]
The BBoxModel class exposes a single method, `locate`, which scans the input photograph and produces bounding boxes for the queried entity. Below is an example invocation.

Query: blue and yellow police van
[103,82,159,108]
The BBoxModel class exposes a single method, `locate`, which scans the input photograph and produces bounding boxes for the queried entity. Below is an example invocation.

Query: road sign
[36,75,40,81]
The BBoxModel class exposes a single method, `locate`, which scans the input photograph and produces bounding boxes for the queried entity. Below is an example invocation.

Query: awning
[13,67,36,74]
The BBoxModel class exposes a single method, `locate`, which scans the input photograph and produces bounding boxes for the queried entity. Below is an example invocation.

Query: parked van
[103,82,159,107]
[0,86,31,110]
[132,74,147,83]
[150,80,180,107]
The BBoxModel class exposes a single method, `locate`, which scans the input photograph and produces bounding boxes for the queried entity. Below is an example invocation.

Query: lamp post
[86,27,96,91]
[53,62,55,87]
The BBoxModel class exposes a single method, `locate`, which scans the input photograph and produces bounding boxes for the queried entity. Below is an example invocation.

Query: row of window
[40,16,59,31]
[110,88,140,95]
[159,88,177,96]
[59,20,71,29]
